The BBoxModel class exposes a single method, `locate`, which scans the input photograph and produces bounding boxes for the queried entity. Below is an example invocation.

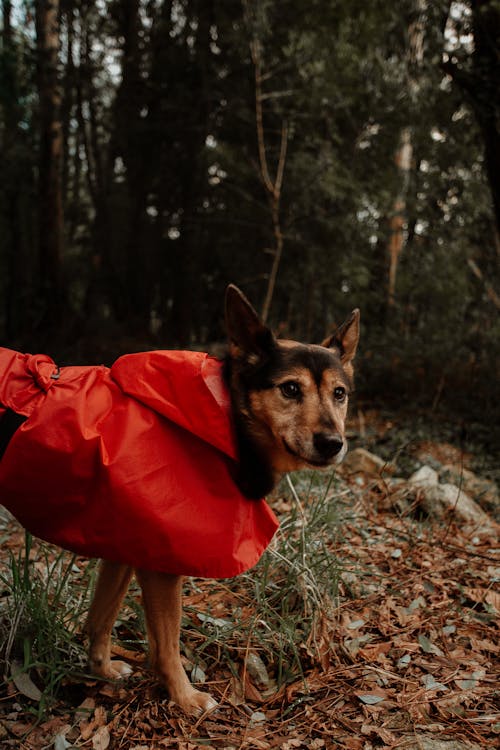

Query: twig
[467,258,500,309]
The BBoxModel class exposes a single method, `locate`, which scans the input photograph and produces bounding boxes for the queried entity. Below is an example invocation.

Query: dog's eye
[279,381,302,399]
[333,386,347,402]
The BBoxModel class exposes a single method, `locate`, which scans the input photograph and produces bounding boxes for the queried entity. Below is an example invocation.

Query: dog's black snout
[313,432,344,459]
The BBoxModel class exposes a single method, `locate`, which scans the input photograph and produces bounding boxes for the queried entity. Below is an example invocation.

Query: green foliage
[0,0,498,419]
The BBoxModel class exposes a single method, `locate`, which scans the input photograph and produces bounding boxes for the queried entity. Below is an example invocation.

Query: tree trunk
[386,0,426,309]
[387,127,413,307]
[35,0,65,329]
[442,1,500,234]
[60,2,75,210]
[470,0,500,233]
[169,0,213,345]
[2,0,34,340]
[77,7,126,328]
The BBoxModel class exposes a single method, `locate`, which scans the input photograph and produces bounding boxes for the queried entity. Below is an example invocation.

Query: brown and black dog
[85,285,359,715]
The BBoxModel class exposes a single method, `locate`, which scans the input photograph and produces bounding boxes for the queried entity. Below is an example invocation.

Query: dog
[0,285,359,716]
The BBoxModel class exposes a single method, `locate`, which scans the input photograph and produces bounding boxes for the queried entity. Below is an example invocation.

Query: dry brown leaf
[2,720,34,738]
[111,643,146,663]
[343,738,364,750]
[228,675,245,707]
[358,641,392,661]
[94,705,107,727]
[464,587,500,613]
[80,705,108,741]
[10,661,42,701]
[468,636,499,654]
[361,723,398,744]
[243,674,264,703]
[75,697,95,723]
[92,725,110,750]
[80,722,95,742]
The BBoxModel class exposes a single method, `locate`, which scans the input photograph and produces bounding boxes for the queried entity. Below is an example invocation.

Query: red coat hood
[110,351,237,461]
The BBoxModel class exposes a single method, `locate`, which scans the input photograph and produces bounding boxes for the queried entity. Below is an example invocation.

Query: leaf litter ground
[0,413,498,749]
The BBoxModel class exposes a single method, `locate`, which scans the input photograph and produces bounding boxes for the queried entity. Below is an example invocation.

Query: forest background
[0,0,499,446]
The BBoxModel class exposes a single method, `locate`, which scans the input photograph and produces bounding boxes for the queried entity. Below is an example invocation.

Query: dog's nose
[313,432,344,460]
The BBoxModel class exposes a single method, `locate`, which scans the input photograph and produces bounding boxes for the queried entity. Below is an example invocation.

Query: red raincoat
[0,347,278,577]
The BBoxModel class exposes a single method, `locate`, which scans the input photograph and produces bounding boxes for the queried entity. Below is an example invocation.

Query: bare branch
[250,37,274,195]
[467,258,500,310]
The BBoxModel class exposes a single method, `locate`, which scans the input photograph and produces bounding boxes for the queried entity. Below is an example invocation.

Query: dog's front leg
[135,569,218,716]
[86,560,134,679]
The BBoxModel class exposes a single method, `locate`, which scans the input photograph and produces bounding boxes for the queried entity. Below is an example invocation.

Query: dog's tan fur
[247,361,351,473]
[85,285,360,716]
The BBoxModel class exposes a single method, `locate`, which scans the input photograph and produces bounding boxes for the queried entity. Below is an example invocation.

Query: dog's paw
[173,688,218,717]
[90,658,133,680]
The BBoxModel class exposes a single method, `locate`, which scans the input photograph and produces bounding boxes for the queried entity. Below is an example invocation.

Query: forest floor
[0,410,498,749]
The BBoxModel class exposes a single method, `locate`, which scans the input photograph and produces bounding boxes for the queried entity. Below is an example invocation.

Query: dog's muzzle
[313,431,344,461]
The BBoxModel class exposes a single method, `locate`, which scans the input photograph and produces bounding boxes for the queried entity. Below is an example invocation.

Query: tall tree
[35,0,65,329]
[443,0,500,234]
[387,0,426,309]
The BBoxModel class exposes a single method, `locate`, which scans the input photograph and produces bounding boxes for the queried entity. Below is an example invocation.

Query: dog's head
[225,285,360,477]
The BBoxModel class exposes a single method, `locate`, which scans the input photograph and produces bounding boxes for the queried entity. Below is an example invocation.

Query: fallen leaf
[397,654,412,668]
[54,738,71,750]
[92,725,110,750]
[197,612,232,629]
[248,711,267,727]
[110,644,145,663]
[464,587,500,613]
[408,596,426,612]
[357,694,385,705]
[75,697,95,722]
[245,651,271,688]
[346,619,365,629]
[421,674,448,692]
[10,662,42,702]
[358,641,391,661]
[191,664,206,684]
[418,634,444,656]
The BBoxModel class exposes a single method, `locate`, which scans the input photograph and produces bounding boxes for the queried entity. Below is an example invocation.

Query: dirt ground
[0,414,498,749]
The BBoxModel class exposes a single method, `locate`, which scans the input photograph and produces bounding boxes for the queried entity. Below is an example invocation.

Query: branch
[274,120,288,198]
[467,258,500,309]
[250,38,274,195]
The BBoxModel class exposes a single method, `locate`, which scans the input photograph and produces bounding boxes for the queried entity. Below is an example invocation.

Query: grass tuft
[0,532,95,715]
[184,470,348,690]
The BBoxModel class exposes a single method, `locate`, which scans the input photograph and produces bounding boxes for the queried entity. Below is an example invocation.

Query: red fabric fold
[0,347,278,577]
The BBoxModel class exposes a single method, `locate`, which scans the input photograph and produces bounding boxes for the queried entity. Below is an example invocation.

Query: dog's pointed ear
[322,309,360,364]
[225,284,275,360]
